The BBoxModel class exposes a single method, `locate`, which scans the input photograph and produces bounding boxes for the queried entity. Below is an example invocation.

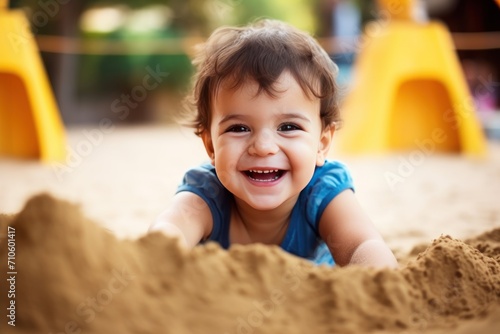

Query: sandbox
[1,126,499,333]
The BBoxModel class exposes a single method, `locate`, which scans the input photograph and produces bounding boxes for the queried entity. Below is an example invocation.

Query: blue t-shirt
[176,160,354,266]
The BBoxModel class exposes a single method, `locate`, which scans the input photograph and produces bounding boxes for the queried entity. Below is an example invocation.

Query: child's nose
[248,130,279,156]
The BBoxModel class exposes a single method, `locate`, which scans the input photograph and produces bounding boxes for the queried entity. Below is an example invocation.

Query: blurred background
[6,0,500,129]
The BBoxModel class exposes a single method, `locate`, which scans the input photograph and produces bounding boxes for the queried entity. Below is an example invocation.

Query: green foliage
[11,0,320,99]
[203,0,316,34]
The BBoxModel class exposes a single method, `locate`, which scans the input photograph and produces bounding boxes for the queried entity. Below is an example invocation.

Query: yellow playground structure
[337,0,487,156]
[0,0,492,160]
[0,0,65,161]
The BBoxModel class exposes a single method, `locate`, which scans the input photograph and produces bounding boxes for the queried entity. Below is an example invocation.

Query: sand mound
[1,194,499,334]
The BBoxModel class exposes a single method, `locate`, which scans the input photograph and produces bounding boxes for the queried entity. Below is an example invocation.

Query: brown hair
[186,19,340,136]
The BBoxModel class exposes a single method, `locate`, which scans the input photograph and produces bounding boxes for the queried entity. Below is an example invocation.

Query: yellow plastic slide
[0,0,65,161]
[337,0,486,156]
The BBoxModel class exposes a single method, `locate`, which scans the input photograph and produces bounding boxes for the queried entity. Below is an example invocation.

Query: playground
[1,126,500,333]
[1,0,500,333]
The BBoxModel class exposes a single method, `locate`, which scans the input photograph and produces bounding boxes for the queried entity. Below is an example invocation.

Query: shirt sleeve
[175,164,231,244]
[305,160,355,229]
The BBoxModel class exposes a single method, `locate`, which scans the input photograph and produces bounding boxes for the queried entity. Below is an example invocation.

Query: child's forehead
[215,71,313,100]
[211,74,321,119]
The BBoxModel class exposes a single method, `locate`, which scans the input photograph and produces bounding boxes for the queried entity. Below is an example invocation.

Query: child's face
[202,71,334,211]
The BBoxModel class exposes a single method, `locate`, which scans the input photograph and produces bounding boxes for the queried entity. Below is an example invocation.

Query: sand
[0,125,499,333]
[0,194,499,334]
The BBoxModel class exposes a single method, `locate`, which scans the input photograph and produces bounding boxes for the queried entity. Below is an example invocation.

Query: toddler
[150,19,397,268]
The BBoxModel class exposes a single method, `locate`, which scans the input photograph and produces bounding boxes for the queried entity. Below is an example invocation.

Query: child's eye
[278,123,301,132]
[225,124,249,133]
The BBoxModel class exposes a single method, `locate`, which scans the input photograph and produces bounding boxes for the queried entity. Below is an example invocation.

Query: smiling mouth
[244,169,285,182]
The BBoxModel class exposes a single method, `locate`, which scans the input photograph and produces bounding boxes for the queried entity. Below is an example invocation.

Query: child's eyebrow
[279,113,311,123]
[218,113,311,126]
[218,114,247,126]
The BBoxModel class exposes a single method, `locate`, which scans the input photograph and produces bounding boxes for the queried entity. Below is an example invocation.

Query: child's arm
[319,190,398,268]
[148,192,212,248]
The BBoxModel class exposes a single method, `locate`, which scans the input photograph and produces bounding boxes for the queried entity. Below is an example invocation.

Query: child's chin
[245,198,285,211]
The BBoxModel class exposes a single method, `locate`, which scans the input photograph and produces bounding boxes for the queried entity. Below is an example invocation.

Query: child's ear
[201,130,215,165]
[316,123,336,166]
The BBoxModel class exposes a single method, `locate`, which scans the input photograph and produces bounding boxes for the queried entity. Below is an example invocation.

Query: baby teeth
[249,169,278,173]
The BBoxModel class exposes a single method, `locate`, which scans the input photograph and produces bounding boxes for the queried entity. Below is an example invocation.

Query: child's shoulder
[318,159,350,171]
[179,163,223,193]
[312,160,353,185]
[299,160,355,229]
[182,163,216,180]
[305,159,355,200]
